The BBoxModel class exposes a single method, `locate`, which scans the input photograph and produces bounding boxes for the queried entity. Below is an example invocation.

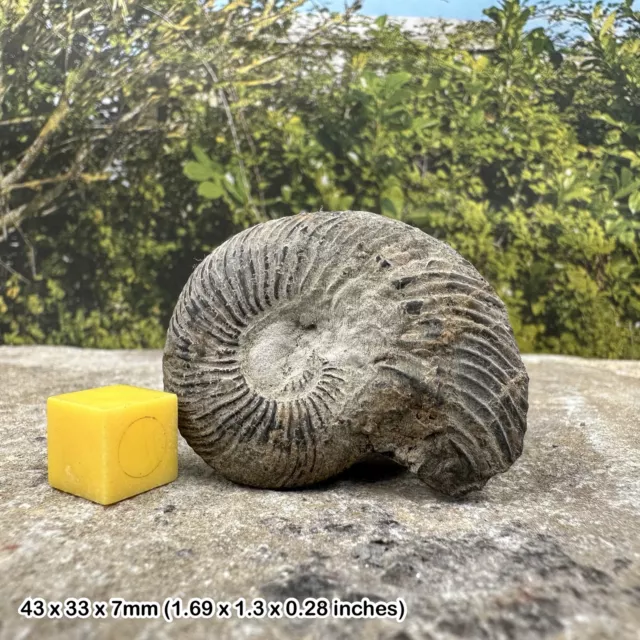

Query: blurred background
[0,0,638,357]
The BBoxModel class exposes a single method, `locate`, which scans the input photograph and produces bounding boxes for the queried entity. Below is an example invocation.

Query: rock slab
[0,347,638,640]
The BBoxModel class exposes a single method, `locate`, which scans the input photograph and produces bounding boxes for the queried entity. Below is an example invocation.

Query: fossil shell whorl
[163,210,528,496]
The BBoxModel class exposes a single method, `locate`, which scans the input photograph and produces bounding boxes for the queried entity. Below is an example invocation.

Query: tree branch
[5,172,110,192]
[0,257,31,284]
[0,144,90,241]
[0,101,70,191]
[0,116,48,127]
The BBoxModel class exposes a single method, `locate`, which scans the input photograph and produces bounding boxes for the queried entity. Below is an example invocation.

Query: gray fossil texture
[163,210,529,496]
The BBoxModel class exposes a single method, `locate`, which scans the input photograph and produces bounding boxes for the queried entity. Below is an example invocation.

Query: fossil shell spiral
[163,210,528,496]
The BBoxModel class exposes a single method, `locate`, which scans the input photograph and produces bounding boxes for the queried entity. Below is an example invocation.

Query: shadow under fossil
[177,448,486,504]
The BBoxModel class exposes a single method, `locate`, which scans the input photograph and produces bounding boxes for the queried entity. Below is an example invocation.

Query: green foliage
[1,0,639,357]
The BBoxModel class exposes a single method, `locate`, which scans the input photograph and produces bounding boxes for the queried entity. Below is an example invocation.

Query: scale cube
[47,385,178,505]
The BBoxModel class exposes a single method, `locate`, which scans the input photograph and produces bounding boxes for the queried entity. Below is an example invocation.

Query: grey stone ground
[0,346,638,640]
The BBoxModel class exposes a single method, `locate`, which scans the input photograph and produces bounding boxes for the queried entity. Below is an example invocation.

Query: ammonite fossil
[163,211,528,496]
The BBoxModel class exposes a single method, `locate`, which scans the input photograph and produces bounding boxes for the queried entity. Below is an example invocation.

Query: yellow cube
[47,385,178,505]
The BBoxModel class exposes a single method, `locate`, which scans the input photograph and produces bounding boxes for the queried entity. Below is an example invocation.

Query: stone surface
[0,346,639,640]
[164,211,528,496]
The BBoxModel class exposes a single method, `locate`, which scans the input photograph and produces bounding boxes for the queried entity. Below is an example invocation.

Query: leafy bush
[1,0,639,357]
[180,0,640,357]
